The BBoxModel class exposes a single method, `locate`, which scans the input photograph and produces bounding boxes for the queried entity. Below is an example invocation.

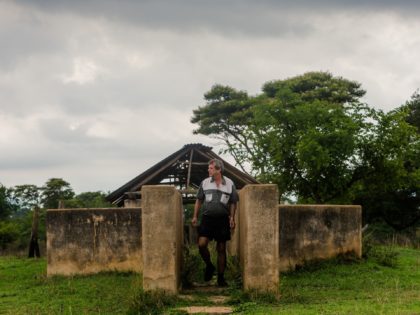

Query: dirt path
[175,283,234,314]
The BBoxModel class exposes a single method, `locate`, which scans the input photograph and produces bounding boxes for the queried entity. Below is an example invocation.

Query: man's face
[208,162,220,177]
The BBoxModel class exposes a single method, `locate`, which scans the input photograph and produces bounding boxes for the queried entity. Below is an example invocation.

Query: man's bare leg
[216,241,228,286]
[216,241,226,274]
[198,236,215,281]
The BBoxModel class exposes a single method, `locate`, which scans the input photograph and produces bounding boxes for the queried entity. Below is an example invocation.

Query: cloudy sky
[1,0,419,193]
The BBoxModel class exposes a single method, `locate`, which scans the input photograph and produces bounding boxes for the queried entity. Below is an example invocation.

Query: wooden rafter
[106,143,259,206]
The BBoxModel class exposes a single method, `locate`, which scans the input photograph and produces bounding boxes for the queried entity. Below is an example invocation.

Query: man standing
[192,159,239,287]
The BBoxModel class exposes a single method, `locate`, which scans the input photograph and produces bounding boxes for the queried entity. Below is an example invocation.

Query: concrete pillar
[239,184,279,293]
[141,185,183,294]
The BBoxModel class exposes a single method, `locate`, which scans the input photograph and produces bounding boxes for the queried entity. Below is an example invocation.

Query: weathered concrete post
[141,185,183,294]
[239,184,279,293]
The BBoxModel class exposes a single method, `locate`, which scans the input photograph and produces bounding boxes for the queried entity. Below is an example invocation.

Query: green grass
[233,247,420,314]
[0,257,141,314]
[0,247,419,314]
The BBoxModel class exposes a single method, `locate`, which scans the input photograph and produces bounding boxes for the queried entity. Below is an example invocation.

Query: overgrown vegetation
[181,245,204,288]
[127,288,178,315]
[181,243,242,289]
[363,226,403,268]
[1,243,418,314]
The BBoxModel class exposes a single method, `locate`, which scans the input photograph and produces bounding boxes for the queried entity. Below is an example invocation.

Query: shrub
[180,244,244,288]
[181,245,204,288]
[228,288,280,310]
[127,288,177,315]
[363,227,400,267]
[226,255,242,288]
[0,221,19,249]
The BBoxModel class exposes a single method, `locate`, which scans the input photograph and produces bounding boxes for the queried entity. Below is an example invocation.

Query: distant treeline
[0,178,113,251]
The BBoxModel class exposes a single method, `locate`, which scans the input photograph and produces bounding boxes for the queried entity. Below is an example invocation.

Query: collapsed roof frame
[106,143,259,206]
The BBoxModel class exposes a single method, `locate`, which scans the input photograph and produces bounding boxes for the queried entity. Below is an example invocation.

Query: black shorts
[198,215,231,242]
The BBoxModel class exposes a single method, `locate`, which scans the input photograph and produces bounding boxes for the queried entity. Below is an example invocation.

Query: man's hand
[191,216,198,227]
[229,216,236,229]
[192,199,202,227]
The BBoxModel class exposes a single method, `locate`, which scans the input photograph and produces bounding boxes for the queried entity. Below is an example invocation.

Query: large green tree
[252,100,375,203]
[41,178,75,209]
[191,84,257,173]
[192,72,369,202]
[191,72,419,229]
[353,106,420,229]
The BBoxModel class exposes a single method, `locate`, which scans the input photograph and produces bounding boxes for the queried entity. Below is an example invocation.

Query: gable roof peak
[106,143,259,206]
[182,143,212,151]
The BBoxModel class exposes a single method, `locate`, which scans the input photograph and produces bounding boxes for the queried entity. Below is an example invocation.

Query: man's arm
[229,182,239,229]
[229,202,237,229]
[191,199,202,227]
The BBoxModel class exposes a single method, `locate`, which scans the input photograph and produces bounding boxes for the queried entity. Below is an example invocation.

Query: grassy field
[0,246,419,314]
[240,247,420,314]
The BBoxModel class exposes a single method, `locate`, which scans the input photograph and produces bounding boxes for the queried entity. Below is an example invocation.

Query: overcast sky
[1,0,419,193]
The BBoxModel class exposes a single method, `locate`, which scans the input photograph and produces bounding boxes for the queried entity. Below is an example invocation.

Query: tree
[0,220,19,249]
[404,90,420,133]
[192,72,369,202]
[353,107,420,230]
[0,184,19,249]
[28,206,41,258]
[191,72,419,229]
[65,191,113,208]
[261,71,365,104]
[41,178,75,209]
[255,72,367,201]
[9,184,41,217]
[0,184,16,220]
[7,184,43,257]
[253,100,376,203]
[191,84,259,174]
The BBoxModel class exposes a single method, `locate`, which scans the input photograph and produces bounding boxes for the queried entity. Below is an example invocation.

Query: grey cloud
[55,60,207,116]
[38,118,92,143]
[11,1,319,38]
[1,0,419,193]
[0,154,65,170]
[0,12,65,70]
[14,0,420,33]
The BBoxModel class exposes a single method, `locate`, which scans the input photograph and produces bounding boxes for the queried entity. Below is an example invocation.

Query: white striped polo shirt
[197,176,239,217]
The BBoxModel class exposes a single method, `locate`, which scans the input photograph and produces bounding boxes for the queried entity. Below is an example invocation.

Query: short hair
[209,159,224,173]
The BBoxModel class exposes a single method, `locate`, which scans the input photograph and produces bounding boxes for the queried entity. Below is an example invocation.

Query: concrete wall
[279,205,362,271]
[124,199,141,208]
[46,185,362,296]
[141,185,183,294]
[46,208,142,276]
[239,184,279,293]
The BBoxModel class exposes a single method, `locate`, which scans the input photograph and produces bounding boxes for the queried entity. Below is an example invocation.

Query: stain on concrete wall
[279,205,362,271]
[47,208,142,276]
